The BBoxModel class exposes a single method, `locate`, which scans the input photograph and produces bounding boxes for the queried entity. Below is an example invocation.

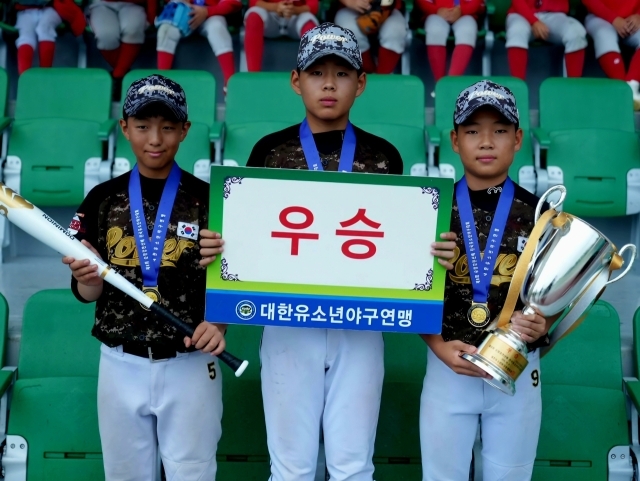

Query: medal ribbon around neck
[456,177,515,326]
[129,163,182,292]
[299,118,357,172]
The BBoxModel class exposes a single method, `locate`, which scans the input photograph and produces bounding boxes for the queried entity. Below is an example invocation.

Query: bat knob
[234,360,249,377]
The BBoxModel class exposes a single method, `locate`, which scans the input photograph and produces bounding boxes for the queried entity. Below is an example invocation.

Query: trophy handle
[605,244,637,286]
[535,185,567,222]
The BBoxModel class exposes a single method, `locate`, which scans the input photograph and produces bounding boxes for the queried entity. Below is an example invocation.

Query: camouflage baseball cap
[454,80,519,126]
[123,74,188,122]
[297,23,363,72]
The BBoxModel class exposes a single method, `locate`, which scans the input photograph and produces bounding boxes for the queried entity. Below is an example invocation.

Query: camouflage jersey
[70,167,208,351]
[443,179,550,351]
[246,123,403,174]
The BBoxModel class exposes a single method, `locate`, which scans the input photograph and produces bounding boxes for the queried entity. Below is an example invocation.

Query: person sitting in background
[506,0,587,79]
[14,0,85,75]
[87,0,157,98]
[416,0,484,82]
[334,0,407,73]
[582,0,640,109]
[243,0,318,72]
[156,0,242,88]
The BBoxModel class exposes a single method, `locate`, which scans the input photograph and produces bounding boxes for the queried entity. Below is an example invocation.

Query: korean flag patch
[517,236,528,253]
[178,222,199,240]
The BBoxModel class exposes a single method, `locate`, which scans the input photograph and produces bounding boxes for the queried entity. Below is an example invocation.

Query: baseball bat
[0,182,249,377]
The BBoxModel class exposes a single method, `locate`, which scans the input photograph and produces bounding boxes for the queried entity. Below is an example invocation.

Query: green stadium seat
[535,301,632,481]
[0,293,15,457]
[2,68,114,207]
[622,308,640,479]
[373,333,426,480]
[217,325,271,480]
[427,76,536,191]
[533,78,640,216]
[350,74,427,176]
[113,69,224,182]
[223,72,305,167]
[0,289,104,481]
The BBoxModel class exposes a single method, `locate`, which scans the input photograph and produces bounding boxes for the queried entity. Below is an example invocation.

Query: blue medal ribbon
[129,163,182,289]
[456,177,514,307]
[299,119,357,172]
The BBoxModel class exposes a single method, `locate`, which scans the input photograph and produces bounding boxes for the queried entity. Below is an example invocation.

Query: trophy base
[461,352,516,396]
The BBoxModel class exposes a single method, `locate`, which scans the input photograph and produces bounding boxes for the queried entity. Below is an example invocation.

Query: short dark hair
[122,101,184,123]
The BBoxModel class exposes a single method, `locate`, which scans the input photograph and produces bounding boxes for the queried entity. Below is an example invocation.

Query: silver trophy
[462,185,636,396]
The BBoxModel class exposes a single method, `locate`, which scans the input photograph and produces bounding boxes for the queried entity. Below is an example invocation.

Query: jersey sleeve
[582,0,618,23]
[460,0,484,17]
[69,188,107,304]
[415,0,440,16]
[510,0,538,24]
[206,0,242,16]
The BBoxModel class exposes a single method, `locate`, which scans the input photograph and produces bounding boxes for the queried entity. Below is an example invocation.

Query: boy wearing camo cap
[423,80,554,481]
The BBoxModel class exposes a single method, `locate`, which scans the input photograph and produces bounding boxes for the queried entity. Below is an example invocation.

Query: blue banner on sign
[206,290,443,334]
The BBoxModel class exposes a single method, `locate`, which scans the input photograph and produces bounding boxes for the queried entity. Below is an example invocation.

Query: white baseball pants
[157,15,233,56]
[585,13,640,58]
[243,7,318,39]
[506,12,587,53]
[260,327,384,481]
[334,8,407,54]
[88,1,147,50]
[98,344,223,481]
[15,8,62,49]
[420,348,542,481]
[425,14,478,47]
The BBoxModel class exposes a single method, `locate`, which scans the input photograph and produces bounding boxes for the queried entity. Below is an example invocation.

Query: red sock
[427,45,446,82]
[507,47,527,80]
[626,50,640,81]
[565,49,585,78]
[217,51,235,86]
[100,47,120,69]
[448,44,473,76]
[17,45,34,75]
[157,51,174,70]
[361,50,375,73]
[38,40,55,68]
[300,20,315,36]
[245,12,264,72]
[376,47,401,74]
[112,42,141,79]
[598,52,625,80]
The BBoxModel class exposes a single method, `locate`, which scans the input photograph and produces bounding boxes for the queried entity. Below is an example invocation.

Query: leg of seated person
[505,13,531,79]
[448,15,477,75]
[335,8,374,72]
[539,12,587,77]
[88,2,121,68]
[244,7,277,72]
[35,7,62,68]
[15,9,38,74]
[377,9,406,73]
[623,30,640,82]
[156,23,182,69]
[425,14,450,81]
[201,16,235,86]
[112,3,146,79]
[585,14,625,80]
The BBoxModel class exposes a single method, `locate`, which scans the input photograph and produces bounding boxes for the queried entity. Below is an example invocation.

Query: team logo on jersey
[68,213,84,236]
[517,236,528,253]
[236,300,256,320]
[177,222,199,240]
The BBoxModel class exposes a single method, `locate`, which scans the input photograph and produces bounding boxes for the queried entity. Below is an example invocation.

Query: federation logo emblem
[177,221,199,240]
[68,214,83,235]
[236,300,256,320]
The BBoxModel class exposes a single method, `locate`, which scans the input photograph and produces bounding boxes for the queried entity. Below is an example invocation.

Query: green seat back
[373,333,426,480]
[116,70,218,174]
[351,75,426,175]
[488,0,511,32]
[9,289,103,481]
[539,78,640,216]
[223,73,306,166]
[0,67,7,116]
[634,307,640,376]
[534,301,628,481]
[0,292,7,365]
[434,76,533,183]
[217,325,270,480]
[9,69,112,206]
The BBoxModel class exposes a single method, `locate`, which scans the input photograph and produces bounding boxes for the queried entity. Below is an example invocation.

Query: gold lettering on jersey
[106,226,195,268]
[448,246,518,286]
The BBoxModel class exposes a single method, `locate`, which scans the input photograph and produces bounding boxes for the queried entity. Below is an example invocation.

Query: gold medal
[141,286,161,310]
[467,303,490,328]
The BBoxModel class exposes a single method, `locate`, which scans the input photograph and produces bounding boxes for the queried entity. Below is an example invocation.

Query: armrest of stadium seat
[485,1,495,15]
[532,128,551,148]
[426,125,440,146]
[625,378,640,411]
[209,122,226,165]
[0,367,17,444]
[98,119,117,141]
[0,117,11,133]
[0,368,15,398]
